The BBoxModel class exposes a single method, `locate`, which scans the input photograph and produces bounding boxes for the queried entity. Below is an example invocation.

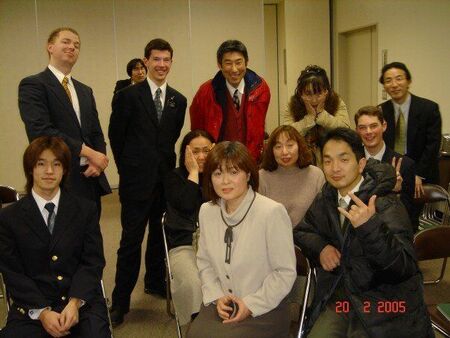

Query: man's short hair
[47,27,80,44]
[379,62,412,84]
[320,128,365,161]
[126,58,147,77]
[144,38,173,59]
[23,136,71,194]
[354,105,385,126]
[216,40,248,65]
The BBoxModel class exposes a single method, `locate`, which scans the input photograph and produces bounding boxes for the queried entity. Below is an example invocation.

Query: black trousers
[111,184,166,311]
[0,298,110,338]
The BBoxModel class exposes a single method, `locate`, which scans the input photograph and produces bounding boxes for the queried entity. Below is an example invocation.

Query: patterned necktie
[233,89,240,111]
[338,198,348,230]
[394,108,406,154]
[44,202,56,234]
[62,77,72,102]
[154,88,163,122]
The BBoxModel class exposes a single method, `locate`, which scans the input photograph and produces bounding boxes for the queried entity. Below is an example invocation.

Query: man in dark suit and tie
[0,136,110,338]
[108,38,187,325]
[19,27,111,214]
[354,106,418,231]
[113,58,147,94]
[379,62,442,198]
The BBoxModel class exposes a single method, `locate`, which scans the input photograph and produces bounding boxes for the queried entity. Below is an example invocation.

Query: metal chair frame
[417,184,450,229]
[161,213,182,338]
[295,246,314,338]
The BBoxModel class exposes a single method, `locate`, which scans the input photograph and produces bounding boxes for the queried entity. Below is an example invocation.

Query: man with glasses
[108,38,187,326]
[190,40,270,163]
[379,62,442,197]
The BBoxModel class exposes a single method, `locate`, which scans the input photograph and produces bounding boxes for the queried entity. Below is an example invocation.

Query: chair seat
[428,304,450,336]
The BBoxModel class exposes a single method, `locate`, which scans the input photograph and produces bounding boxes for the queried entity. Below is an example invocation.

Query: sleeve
[189,86,206,130]
[85,86,107,154]
[315,98,351,130]
[242,203,297,316]
[18,76,83,156]
[68,203,106,303]
[108,89,131,167]
[196,205,225,305]
[354,198,418,284]
[415,102,442,179]
[164,170,201,215]
[0,214,49,308]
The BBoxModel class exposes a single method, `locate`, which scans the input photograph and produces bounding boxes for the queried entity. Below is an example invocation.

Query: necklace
[220,191,256,264]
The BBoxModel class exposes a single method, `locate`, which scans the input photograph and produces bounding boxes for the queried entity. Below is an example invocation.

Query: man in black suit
[19,27,111,214]
[379,62,442,198]
[113,58,147,94]
[108,38,187,325]
[355,106,418,231]
[0,136,110,338]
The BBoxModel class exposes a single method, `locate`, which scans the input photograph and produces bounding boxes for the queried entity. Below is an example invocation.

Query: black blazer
[109,80,187,201]
[380,94,442,184]
[381,146,416,226]
[114,79,132,94]
[18,68,111,198]
[0,191,105,310]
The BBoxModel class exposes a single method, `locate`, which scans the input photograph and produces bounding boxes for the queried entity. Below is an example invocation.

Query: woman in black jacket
[164,129,214,325]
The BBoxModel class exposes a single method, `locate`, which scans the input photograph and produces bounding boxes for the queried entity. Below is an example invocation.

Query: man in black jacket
[294,128,432,337]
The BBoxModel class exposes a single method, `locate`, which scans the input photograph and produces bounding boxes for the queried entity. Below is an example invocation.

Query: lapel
[72,78,87,129]
[381,146,394,163]
[19,195,51,245]
[43,68,81,129]
[159,86,177,127]
[49,191,78,251]
[406,94,419,151]
[137,81,159,127]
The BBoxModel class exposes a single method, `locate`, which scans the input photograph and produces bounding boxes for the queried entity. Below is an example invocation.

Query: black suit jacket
[0,191,105,310]
[109,80,187,201]
[114,79,132,94]
[19,68,111,199]
[381,146,416,226]
[380,94,442,184]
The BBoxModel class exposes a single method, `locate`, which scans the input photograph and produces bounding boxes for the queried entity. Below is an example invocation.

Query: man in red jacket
[190,40,270,162]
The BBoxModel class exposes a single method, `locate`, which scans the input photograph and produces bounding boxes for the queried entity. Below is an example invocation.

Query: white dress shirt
[364,142,386,161]
[147,77,167,110]
[226,79,245,106]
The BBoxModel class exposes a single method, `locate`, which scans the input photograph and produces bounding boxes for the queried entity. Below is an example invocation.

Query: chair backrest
[415,184,449,205]
[414,227,450,261]
[295,246,310,277]
[0,185,20,209]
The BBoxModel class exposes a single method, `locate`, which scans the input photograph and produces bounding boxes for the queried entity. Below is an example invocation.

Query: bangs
[302,76,327,94]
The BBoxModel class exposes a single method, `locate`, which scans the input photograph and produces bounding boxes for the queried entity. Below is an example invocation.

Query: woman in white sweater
[259,125,325,227]
[187,141,296,338]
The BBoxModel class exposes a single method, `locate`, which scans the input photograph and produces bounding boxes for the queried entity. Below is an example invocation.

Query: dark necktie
[44,202,56,234]
[62,77,72,102]
[233,89,240,111]
[338,198,348,231]
[154,88,163,122]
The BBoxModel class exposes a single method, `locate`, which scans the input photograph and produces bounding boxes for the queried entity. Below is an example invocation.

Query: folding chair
[416,184,450,229]
[414,227,450,337]
[295,245,313,338]
[100,280,114,338]
[161,213,182,338]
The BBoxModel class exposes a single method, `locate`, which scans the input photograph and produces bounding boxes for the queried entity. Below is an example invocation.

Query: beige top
[197,187,296,317]
[259,165,325,227]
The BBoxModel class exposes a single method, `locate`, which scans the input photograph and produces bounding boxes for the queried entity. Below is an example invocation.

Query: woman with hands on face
[286,65,351,166]
[163,129,214,326]
[186,141,296,338]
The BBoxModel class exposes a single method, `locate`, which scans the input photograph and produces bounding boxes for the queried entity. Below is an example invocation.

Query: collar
[225,79,245,97]
[364,142,386,161]
[393,92,411,114]
[147,77,167,95]
[48,64,72,84]
[219,186,255,223]
[338,176,364,205]
[32,188,61,213]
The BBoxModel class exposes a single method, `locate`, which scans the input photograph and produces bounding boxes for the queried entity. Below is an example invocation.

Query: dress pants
[112,183,165,311]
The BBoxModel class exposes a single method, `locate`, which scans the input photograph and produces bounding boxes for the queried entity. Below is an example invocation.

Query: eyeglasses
[383,76,407,85]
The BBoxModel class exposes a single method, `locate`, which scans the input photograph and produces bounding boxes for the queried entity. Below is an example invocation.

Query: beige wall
[0,0,266,190]
[333,0,450,133]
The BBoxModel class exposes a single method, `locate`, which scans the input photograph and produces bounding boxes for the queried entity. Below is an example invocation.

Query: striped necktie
[154,88,163,122]
[44,202,56,234]
[394,108,406,154]
[233,89,240,111]
[62,77,72,102]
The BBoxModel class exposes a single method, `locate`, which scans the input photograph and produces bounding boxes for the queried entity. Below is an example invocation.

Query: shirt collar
[393,92,411,115]
[147,77,167,96]
[364,142,386,161]
[226,79,245,97]
[338,176,364,205]
[48,64,72,84]
[32,188,61,214]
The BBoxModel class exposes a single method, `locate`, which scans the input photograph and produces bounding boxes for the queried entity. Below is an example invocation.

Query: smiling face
[47,30,80,72]
[218,51,247,88]
[32,149,64,199]
[322,139,366,196]
[131,63,147,83]
[189,136,213,173]
[273,132,299,168]
[382,67,411,104]
[356,114,387,155]
[144,49,172,86]
[211,161,249,212]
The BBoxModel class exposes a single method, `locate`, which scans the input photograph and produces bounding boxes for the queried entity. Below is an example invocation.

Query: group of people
[0,25,443,338]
